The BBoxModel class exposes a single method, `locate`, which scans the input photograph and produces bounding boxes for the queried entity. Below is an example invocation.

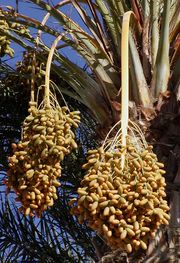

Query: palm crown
[1,0,179,125]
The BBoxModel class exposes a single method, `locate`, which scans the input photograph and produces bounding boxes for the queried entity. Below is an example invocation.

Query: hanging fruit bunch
[70,131,169,253]
[16,51,45,87]
[0,8,30,57]
[5,35,80,217]
[0,9,14,57]
[4,51,45,94]
[70,12,170,253]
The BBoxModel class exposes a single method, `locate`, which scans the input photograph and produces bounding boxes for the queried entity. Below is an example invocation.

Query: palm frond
[151,0,171,97]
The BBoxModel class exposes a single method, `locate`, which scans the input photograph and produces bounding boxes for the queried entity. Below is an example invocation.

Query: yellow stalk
[35,5,65,107]
[45,34,64,107]
[30,51,36,102]
[28,13,50,104]
[121,11,136,169]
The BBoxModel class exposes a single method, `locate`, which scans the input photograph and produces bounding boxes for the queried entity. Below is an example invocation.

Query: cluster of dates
[6,102,80,216]
[0,8,30,57]
[70,144,170,253]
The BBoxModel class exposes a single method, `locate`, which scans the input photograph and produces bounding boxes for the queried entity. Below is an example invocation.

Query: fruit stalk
[45,34,64,107]
[121,11,133,168]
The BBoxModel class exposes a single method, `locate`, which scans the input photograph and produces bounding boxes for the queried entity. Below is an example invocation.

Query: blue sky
[0,0,86,68]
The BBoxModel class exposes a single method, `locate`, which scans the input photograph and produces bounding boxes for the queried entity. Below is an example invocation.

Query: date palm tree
[0,0,180,262]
